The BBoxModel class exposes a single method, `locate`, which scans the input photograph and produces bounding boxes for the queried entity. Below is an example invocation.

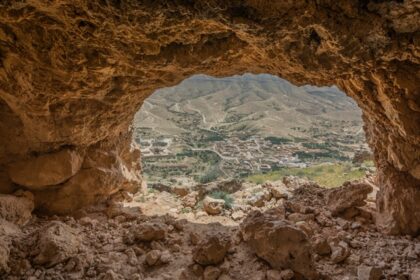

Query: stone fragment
[172,185,190,197]
[327,180,372,216]
[182,191,198,208]
[240,209,317,279]
[313,237,331,256]
[203,196,225,215]
[134,222,166,241]
[231,210,245,221]
[0,191,34,225]
[280,269,295,280]
[262,182,289,199]
[145,250,161,266]
[287,213,315,223]
[203,266,221,280]
[33,221,82,267]
[7,148,83,189]
[357,265,383,280]
[330,241,351,264]
[410,268,420,280]
[266,269,282,280]
[193,233,230,265]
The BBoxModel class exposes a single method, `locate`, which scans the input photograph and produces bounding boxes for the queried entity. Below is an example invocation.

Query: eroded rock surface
[0,191,34,225]
[240,208,318,279]
[0,0,419,235]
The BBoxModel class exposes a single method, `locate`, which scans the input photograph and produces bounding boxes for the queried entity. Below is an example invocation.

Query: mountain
[133,74,363,138]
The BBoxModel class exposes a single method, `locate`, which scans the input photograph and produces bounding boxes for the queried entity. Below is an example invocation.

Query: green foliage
[199,166,222,184]
[246,163,366,188]
[264,136,292,144]
[209,191,234,209]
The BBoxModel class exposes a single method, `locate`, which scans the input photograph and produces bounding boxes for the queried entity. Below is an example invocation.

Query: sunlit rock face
[0,0,418,233]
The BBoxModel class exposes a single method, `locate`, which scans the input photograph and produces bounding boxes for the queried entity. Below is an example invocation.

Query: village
[133,119,368,184]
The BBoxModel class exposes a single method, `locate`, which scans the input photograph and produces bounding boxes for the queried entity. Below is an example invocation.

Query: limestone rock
[145,250,161,266]
[172,185,190,197]
[182,191,198,208]
[312,237,331,256]
[262,182,289,199]
[330,241,351,264]
[0,0,419,235]
[33,221,83,267]
[203,196,225,215]
[203,266,221,280]
[7,148,83,190]
[134,222,166,242]
[0,191,34,225]
[357,265,383,280]
[327,180,373,216]
[193,233,230,265]
[240,209,317,279]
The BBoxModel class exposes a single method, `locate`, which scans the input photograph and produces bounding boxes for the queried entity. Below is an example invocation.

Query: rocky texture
[1,181,420,279]
[193,232,231,265]
[7,148,84,190]
[327,180,373,216]
[133,221,166,242]
[0,0,419,235]
[0,191,34,225]
[32,221,82,267]
[240,208,317,279]
[203,196,225,215]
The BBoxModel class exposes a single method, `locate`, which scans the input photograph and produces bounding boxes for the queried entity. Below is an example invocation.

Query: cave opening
[127,73,376,221]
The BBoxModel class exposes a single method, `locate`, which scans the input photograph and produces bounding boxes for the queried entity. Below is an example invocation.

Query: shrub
[209,190,234,209]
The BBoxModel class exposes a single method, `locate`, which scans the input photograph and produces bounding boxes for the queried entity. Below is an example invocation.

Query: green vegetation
[198,166,222,184]
[209,190,234,209]
[265,136,292,144]
[246,163,366,188]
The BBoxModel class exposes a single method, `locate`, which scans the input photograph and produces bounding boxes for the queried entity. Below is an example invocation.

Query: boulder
[195,179,242,200]
[240,208,317,279]
[33,221,83,267]
[330,241,351,264]
[193,233,230,265]
[0,191,34,225]
[145,250,161,266]
[262,182,289,199]
[357,265,383,280]
[203,266,221,280]
[7,148,84,190]
[182,191,198,208]
[134,222,166,241]
[203,196,225,215]
[327,180,373,216]
[172,185,190,197]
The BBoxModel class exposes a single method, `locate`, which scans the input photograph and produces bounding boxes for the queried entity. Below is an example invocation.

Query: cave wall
[0,0,419,234]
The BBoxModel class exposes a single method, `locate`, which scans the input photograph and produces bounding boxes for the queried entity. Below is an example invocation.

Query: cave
[0,0,419,240]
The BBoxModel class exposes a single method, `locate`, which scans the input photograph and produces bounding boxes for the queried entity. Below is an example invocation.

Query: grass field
[246,162,372,188]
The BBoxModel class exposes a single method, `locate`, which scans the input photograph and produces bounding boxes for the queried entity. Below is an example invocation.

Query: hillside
[133,74,363,138]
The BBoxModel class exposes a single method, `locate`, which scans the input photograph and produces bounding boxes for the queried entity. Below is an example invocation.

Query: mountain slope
[133,74,363,138]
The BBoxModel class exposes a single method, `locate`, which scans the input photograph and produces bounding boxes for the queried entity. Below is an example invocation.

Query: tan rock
[182,191,198,208]
[134,222,166,241]
[266,269,282,280]
[0,191,34,225]
[241,209,317,279]
[330,241,351,264]
[172,185,190,197]
[203,266,221,280]
[203,196,224,215]
[327,180,372,216]
[357,265,383,280]
[193,233,230,265]
[0,238,10,273]
[33,221,82,267]
[145,250,161,266]
[7,148,84,190]
[312,237,331,256]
